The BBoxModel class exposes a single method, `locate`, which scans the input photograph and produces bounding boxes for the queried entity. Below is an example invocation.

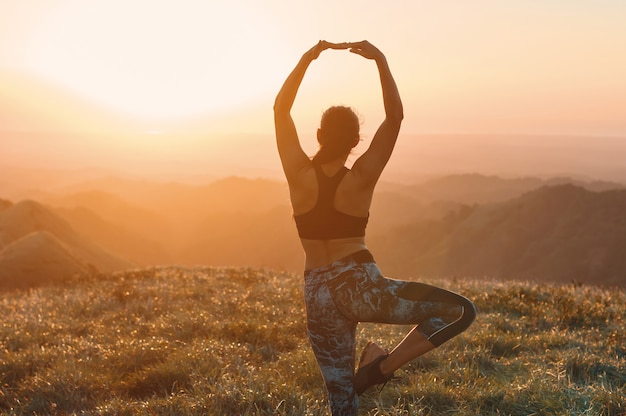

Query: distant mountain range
[403,173,621,205]
[1,173,624,290]
[370,184,626,285]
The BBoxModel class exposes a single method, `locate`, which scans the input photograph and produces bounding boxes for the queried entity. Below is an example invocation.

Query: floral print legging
[304,250,476,416]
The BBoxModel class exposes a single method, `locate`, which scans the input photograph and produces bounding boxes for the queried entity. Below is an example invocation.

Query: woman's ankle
[378,355,395,377]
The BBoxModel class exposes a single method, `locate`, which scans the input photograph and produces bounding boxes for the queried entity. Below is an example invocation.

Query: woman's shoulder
[342,167,378,193]
[287,164,318,213]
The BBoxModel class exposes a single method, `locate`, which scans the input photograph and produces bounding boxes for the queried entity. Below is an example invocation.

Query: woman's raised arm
[349,41,404,185]
[274,41,348,180]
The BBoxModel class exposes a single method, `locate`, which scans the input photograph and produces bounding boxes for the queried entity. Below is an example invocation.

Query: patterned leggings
[304,250,476,416]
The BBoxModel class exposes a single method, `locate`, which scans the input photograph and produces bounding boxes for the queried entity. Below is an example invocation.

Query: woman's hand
[303,40,384,62]
[303,40,351,61]
[347,40,385,61]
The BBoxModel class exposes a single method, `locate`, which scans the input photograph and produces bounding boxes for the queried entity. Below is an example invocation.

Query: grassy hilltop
[1,268,624,415]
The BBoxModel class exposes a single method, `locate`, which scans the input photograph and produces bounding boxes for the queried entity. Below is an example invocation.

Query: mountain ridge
[2,174,624,290]
[371,184,626,285]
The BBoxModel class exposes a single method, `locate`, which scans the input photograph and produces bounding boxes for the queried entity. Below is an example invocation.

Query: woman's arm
[274,41,346,181]
[350,41,404,186]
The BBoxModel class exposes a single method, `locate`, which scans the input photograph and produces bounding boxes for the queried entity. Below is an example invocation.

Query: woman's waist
[300,237,368,270]
[303,248,375,288]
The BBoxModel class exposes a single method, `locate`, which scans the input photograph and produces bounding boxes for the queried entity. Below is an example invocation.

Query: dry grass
[1,268,624,415]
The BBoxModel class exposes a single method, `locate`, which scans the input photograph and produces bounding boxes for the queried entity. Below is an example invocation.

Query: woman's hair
[312,106,360,165]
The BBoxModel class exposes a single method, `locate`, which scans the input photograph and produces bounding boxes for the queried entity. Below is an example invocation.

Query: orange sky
[1,1,625,179]
[2,1,625,134]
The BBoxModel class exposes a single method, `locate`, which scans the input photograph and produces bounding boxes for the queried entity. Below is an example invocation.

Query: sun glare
[21,1,286,121]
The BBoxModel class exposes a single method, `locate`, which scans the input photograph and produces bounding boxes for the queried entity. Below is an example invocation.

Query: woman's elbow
[388,109,404,125]
[273,98,281,113]
[273,97,290,115]
[389,102,404,122]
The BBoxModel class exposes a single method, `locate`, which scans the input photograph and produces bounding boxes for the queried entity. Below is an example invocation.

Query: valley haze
[2,153,625,290]
[2,86,626,290]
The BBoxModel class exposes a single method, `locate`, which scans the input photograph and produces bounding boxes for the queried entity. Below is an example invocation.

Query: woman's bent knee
[460,296,477,331]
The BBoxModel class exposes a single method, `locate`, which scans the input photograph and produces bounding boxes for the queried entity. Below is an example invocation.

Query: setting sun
[18,1,289,120]
[1,0,625,178]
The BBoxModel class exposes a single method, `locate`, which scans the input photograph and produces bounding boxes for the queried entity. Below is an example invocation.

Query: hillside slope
[54,205,170,266]
[0,231,88,290]
[0,200,133,289]
[372,184,626,285]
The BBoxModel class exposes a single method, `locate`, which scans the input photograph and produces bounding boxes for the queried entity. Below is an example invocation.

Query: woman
[274,40,476,416]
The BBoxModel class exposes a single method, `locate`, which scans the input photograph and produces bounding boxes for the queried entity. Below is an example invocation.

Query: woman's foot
[354,342,394,395]
[358,341,387,367]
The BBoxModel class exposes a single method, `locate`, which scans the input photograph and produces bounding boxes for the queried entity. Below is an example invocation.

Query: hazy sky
[2,0,625,138]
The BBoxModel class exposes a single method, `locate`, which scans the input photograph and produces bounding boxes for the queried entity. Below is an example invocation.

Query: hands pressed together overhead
[305,40,385,61]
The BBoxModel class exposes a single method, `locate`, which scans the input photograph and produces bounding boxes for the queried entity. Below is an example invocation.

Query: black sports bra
[294,165,369,239]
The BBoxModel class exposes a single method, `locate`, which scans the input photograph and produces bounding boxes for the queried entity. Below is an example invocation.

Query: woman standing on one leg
[274,40,476,416]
